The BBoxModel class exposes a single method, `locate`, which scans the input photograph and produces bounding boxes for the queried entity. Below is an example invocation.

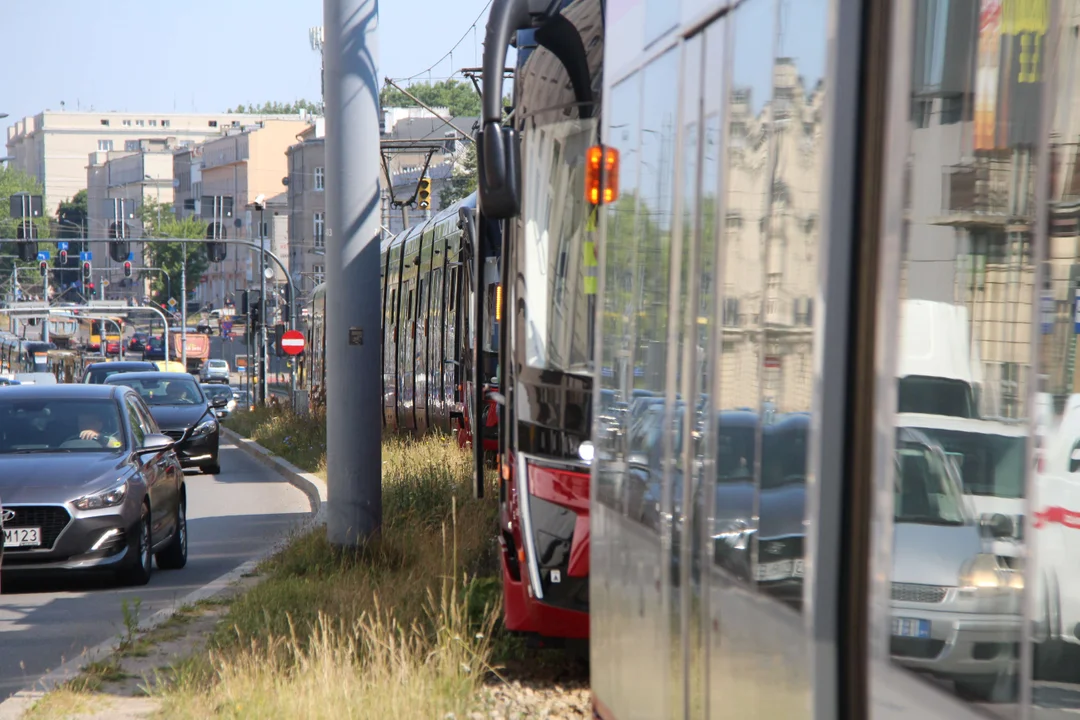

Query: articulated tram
[473,0,1080,717]
[303,193,503,450]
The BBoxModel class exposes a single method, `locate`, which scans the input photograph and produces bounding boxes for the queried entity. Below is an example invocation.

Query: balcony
[932,159,1034,230]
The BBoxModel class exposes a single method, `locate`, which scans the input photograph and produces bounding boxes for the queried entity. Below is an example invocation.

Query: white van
[897,300,982,418]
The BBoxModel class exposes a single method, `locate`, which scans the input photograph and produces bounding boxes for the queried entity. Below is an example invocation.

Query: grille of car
[3,505,72,551]
[891,582,948,603]
[163,430,187,441]
[890,637,945,660]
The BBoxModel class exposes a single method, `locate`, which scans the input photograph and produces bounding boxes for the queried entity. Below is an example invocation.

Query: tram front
[477,0,604,644]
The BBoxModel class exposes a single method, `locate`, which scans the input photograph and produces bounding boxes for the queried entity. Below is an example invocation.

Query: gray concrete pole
[324,0,382,545]
[181,241,188,369]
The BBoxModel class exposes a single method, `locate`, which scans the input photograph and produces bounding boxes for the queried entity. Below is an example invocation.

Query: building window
[100,119,110,126]
[208,120,218,128]
[313,212,325,248]
[162,119,171,128]
[122,119,132,127]
[136,119,145,127]
[98,140,113,152]
[149,119,158,127]
[313,265,325,283]
[314,166,325,191]
[125,140,140,152]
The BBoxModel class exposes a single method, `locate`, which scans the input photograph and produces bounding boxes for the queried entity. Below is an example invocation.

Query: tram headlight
[578,440,594,464]
[958,553,1023,594]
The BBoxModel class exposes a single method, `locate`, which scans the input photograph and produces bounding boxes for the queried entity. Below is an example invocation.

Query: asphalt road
[0,438,311,699]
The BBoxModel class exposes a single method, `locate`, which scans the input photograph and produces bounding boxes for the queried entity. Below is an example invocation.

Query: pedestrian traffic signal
[38,260,47,277]
[417,177,431,209]
[123,261,132,278]
[82,261,92,280]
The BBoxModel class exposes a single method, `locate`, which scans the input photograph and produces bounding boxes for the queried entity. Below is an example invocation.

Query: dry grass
[156,408,502,719]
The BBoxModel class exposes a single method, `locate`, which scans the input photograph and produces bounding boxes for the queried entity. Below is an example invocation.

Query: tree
[228,99,324,115]
[439,141,478,210]
[380,80,481,117]
[137,198,210,306]
[56,189,88,238]
[0,166,51,241]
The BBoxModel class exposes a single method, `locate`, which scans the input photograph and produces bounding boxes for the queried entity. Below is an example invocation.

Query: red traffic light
[38,260,47,276]
[123,261,132,278]
[82,261,92,280]
[59,250,68,264]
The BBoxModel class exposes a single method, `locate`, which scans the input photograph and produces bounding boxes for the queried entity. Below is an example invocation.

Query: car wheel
[119,502,153,586]
[156,493,187,570]
[201,463,221,475]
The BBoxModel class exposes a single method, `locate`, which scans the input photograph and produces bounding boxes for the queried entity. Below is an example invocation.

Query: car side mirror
[984,513,1015,539]
[211,397,228,408]
[139,433,175,454]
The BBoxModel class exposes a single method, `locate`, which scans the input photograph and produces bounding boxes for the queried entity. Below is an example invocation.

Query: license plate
[4,527,42,548]
[756,558,805,581]
[891,617,931,638]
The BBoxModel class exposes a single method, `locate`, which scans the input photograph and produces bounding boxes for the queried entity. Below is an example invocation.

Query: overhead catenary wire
[396,0,494,84]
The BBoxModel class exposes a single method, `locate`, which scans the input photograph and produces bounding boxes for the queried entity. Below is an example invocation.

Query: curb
[0,432,326,719]
[220,427,327,525]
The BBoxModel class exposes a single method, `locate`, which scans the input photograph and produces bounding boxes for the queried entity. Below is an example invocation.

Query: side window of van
[1070,440,1080,474]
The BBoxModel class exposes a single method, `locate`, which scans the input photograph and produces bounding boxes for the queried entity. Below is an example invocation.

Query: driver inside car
[77,412,121,448]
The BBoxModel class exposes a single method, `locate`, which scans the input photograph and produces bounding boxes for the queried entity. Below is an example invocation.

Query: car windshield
[894,439,967,525]
[916,427,1025,499]
[109,377,204,406]
[85,366,153,384]
[0,398,124,454]
[201,385,231,401]
[208,360,226,368]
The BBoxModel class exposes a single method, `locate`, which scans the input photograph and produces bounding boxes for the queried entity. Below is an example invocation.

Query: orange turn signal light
[495,284,503,322]
[586,145,619,205]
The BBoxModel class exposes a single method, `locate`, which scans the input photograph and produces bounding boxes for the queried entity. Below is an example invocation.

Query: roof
[0,384,126,400]
[103,371,195,382]
[389,116,478,142]
[896,413,1027,437]
[84,361,156,370]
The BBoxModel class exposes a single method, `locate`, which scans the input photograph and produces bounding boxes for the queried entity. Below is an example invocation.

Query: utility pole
[325,0,382,545]
[256,201,268,406]
[181,241,188,369]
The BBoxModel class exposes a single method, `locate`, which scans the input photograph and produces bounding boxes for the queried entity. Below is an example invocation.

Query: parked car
[200,359,230,384]
[201,384,236,418]
[104,372,226,474]
[81,361,157,385]
[0,384,187,584]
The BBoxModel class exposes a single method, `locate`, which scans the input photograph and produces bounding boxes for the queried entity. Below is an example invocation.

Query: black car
[104,372,226,474]
[0,384,186,585]
[129,332,150,353]
[82,361,158,384]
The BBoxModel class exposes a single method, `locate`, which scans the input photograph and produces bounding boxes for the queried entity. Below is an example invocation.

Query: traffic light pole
[325,0,382,545]
[41,268,49,344]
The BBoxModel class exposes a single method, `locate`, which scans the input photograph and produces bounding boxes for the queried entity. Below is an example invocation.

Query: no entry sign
[280,329,306,355]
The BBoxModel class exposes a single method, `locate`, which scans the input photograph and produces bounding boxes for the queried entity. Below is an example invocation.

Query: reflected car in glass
[889,427,1021,701]
[200,384,236,419]
[105,372,226,475]
[0,385,187,585]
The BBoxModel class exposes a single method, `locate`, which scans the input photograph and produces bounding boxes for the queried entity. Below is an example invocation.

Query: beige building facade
[285,120,326,298]
[6,110,315,217]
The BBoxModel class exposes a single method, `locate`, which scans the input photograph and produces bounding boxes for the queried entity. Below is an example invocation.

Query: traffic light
[108,223,129,263]
[58,249,68,266]
[38,260,47,277]
[205,223,227,263]
[274,324,286,357]
[82,260,92,281]
[417,177,431,209]
[16,221,37,262]
[123,261,132,278]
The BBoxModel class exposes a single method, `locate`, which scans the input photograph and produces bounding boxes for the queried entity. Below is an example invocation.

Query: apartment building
[173,146,203,221]
[197,118,308,307]
[5,110,315,216]
[285,120,326,297]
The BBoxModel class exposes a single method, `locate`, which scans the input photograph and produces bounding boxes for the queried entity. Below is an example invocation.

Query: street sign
[57,242,68,251]
[79,251,92,261]
[1042,293,1055,335]
[235,354,249,370]
[167,298,178,308]
[281,329,306,355]
[36,251,49,261]
[127,252,134,261]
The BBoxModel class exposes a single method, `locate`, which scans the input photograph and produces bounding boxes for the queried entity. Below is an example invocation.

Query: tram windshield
[521,114,599,375]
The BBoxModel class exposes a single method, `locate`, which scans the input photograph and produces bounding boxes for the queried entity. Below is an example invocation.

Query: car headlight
[958,553,1023,594]
[74,479,128,511]
[192,418,218,437]
[712,518,755,551]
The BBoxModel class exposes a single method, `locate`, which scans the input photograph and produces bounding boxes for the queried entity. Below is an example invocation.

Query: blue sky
[0,0,492,123]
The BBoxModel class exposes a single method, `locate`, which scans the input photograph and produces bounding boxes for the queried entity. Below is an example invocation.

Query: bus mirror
[477,125,520,219]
